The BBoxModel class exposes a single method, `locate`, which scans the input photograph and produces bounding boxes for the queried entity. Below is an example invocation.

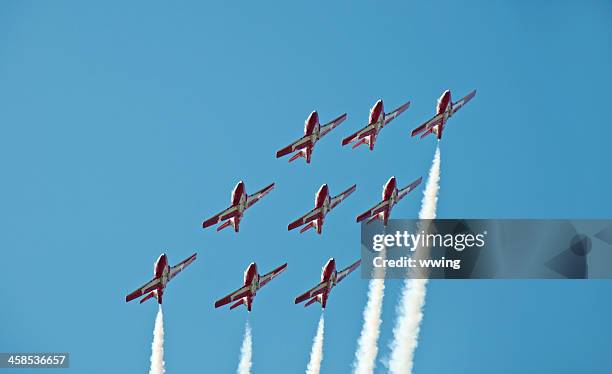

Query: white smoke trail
[237,321,253,374]
[306,314,325,374]
[417,146,441,222]
[352,277,385,374]
[149,305,165,374]
[353,233,388,374]
[388,146,441,374]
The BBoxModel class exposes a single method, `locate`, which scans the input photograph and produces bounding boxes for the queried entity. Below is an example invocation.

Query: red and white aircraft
[342,99,411,150]
[125,253,197,304]
[295,258,361,309]
[203,181,275,232]
[288,184,356,234]
[411,89,476,140]
[276,111,347,164]
[356,176,422,226]
[214,262,287,312]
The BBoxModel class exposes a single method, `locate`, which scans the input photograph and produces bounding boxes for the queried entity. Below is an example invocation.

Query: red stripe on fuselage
[244,262,258,286]
[154,254,168,278]
[321,258,336,282]
[304,111,319,135]
[382,176,397,201]
[436,90,451,115]
[231,181,246,206]
[369,100,384,124]
[315,184,330,208]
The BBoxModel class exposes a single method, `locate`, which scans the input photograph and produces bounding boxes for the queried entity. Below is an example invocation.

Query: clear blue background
[1,1,611,373]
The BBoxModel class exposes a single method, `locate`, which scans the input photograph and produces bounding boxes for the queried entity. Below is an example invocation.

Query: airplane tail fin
[300,222,315,234]
[230,299,245,310]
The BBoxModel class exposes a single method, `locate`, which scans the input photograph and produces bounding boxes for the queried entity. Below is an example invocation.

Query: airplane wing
[383,100,411,126]
[203,205,239,228]
[126,277,161,302]
[214,285,251,308]
[341,124,375,145]
[169,253,197,280]
[288,206,324,231]
[397,177,423,201]
[246,183,275,208]
[336,259,361,283]
[258,263,288,288]
[330,184,357,209]
[451,90,476,115]
[295,281,329,304]
[411,113,444,137]
[319,113,348,138]
[356,200,390,223]
[276,137,312,158]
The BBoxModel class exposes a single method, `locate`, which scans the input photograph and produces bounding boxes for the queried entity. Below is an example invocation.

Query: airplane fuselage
[300,111,320,162]
[304,111,320,138]
[243,262,258,311]
[151,253,169,303]
[433,90,453,138]
[318,258,337,309]
[228,181,247,231]
[381,176,399,224]
[313,184,331,233]
[369,100,385,127]
[367,100,385,148]
[232,181,247,212]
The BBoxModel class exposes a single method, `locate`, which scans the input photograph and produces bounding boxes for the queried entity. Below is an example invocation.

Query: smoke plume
[149,305,165,374]
[388,146,441,374]
[237,321,252,374]
[306,314,325,374]
[352,278,385,374]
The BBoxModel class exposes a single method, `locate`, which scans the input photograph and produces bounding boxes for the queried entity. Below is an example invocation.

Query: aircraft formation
[125,89,476,310]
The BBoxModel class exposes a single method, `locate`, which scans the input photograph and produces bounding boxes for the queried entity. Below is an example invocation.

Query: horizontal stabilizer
[352,138,367,149]
[216,220,232,232]
[289,152,302,162]
[420,128,433,139]
[304,297,318,307]
[300,222,315,233]
[230,299,245,310]
[139,291,155,304]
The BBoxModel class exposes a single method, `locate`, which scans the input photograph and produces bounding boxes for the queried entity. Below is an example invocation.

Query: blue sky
[0,1,611,373]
